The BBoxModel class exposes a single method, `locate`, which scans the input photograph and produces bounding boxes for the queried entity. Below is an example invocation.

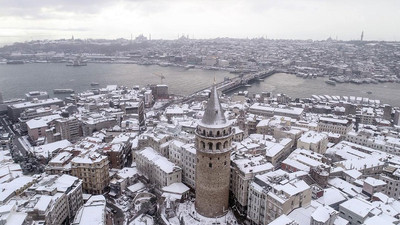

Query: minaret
[361,31,364,41]
[195,85,233,218]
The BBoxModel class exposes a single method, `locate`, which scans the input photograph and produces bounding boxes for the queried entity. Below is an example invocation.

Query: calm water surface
[0,63,233,99]
[234,73,400,107]
[1,64,400,106]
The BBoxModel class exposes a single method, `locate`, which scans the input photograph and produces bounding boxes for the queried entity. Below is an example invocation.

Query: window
[209,163,212,168]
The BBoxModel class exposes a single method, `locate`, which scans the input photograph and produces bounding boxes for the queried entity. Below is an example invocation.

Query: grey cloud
[0,0,113,17]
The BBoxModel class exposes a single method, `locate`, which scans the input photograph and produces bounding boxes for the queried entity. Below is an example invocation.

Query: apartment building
[55,117,82,143]
[247,170,311,224]
[230,155,274,214]
[318,117,352,136]
[379,166,400,199]
[71,152,110,194]
[136,147,182,189]
[297,131,328,154]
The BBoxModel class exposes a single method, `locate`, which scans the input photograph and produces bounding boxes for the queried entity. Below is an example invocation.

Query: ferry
[66,56,87,66]
[53,89,74,94]
[6,60,24,65]
[184,65,195,70]
[90,82,100,86]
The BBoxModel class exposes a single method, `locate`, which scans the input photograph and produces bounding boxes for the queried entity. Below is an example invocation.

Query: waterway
[0,64,400,106]
[232,73,400,106]
[0,63,234,99]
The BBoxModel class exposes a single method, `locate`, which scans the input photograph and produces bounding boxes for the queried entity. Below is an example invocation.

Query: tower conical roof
[200,85,227,126]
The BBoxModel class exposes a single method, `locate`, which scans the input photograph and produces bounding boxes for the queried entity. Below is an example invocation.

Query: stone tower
[195,85,233,218]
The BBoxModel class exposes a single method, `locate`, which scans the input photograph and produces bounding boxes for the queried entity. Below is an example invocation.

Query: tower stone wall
[195,85,233,218]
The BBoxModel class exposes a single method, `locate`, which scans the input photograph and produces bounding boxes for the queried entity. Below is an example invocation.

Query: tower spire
[201,85,227,126]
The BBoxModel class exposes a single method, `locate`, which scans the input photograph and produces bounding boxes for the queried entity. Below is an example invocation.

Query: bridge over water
[160,68,284,110]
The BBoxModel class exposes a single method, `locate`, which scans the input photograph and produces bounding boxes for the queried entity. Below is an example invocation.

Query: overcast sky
[0,0,399,44]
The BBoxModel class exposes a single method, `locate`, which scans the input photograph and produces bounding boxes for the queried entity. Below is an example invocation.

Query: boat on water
[184,65,195,69]
[325,80,336,86]
[6,60,24,65]
[367,91,372,94]
[67,56,87,66]
[90,82,100,86]
[53,89,74,94]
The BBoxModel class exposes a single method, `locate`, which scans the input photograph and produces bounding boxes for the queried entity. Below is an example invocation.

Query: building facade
[71,152,110,194]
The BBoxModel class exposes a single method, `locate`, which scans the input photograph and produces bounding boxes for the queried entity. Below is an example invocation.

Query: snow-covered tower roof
[200,85,227,127]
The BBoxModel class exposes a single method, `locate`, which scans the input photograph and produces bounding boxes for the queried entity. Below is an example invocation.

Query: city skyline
[1,0,400,45]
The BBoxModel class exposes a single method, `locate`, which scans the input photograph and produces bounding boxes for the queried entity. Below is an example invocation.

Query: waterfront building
[25,91,49,101]
[7,98,64,122]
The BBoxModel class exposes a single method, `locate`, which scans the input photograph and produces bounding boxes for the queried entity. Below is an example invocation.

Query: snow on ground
[172,201,239,225]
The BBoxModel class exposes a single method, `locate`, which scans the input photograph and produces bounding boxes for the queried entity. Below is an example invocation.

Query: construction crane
[152,72,165,84]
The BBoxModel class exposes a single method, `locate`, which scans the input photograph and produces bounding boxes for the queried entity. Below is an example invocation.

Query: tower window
[201,141,205,149]
[209,163,212,168]
[208,142,213,150]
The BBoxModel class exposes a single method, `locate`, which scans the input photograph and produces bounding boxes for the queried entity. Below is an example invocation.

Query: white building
[249,103,304,120]
[318,117,352,136]
[338,198,373,224]
[230,155,274,213]
[168,140,196,189]
[297,131,328,154]
[247,170,311,224]
[346,131,400,155]
[136,147,182,189]
[72,195,106,225]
